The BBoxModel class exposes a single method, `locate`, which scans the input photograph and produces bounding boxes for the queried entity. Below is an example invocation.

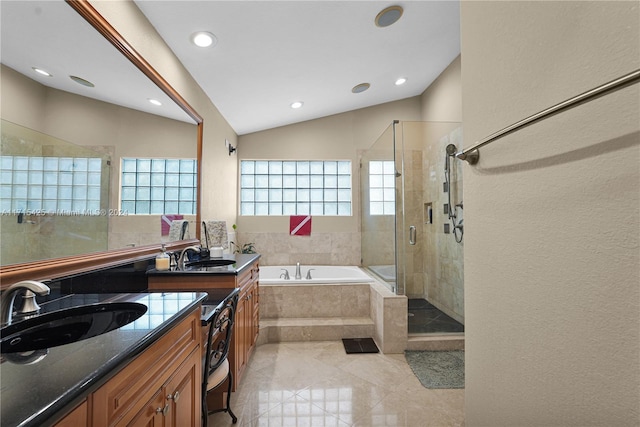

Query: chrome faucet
[1,280,50,326]
[177,245,201,270]
[305,268,315,280]
[280,269,290,280]
[295,262,302,280]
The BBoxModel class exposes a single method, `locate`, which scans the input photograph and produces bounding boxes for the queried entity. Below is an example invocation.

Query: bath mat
[342,338,379,354]
[405,350,464,389]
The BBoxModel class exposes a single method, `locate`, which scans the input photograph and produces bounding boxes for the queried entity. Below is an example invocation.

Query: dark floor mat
[342,338,379,354]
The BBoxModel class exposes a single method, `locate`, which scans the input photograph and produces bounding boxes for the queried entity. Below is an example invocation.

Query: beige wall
[90,0,239,231]
[237,97,422,265]
[421,55,462,122]
[461,2,639,425]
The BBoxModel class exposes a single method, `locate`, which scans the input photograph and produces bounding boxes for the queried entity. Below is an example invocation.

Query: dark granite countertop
[146,253,260,276]
[0,291,210,427]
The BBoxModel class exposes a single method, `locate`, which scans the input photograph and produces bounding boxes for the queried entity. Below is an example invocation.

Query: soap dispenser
[156,244,170,271]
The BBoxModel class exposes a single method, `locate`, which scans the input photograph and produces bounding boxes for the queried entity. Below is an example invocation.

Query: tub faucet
[295,262,302,280]
[177,245,201,270]
[280,269,290,280]
[1,280,50,326]
[305,269,315,280]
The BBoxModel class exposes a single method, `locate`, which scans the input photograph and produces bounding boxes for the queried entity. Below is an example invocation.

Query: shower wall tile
[422,125,465,323]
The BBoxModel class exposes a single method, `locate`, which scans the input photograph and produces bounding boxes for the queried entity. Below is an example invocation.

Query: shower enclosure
[360,120,465,334]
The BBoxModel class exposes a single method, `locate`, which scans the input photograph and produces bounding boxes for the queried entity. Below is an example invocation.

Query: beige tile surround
[238,231,361,266]
[259,279,407,354]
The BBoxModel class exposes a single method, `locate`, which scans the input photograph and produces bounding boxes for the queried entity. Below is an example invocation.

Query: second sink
[185,259,236,269]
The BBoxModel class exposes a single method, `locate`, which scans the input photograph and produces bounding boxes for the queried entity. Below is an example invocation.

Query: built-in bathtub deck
[258,268,408,353]
[259,316,375,343]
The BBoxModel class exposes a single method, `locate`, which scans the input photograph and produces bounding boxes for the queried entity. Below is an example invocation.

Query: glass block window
[369,160,395,215]
[240,160,352,216]
[0,155,102,214]
[121,158,196,215]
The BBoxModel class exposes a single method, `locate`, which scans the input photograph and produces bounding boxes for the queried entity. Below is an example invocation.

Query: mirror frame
[0,0,203,287]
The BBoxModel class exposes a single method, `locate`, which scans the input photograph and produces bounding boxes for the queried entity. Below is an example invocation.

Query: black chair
[202,294,238,426]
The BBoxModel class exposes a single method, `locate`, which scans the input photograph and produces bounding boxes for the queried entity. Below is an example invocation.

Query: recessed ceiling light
[375,5,403,28]
[352,83,370,94]
[69,75,94,87]
[191,31,217,48]
[148,99,162,106]
[32,67,52,77]
[290,101,304,109]
[395,77,407,86]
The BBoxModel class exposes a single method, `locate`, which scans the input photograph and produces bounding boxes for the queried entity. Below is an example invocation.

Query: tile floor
[408,299,464,335]
[209,341,465,426]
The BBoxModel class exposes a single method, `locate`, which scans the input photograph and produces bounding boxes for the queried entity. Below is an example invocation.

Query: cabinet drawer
[92,310,200,427]
[237,267,253,289]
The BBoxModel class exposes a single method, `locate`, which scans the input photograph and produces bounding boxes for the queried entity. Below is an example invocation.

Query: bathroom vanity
[0,242,252,427]
[147,253,260,390]
[0,291,206,427]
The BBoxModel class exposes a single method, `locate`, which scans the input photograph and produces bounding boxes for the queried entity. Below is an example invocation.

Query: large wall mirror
[1,0,203,266]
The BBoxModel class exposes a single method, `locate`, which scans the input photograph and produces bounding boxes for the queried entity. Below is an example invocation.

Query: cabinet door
[53,400,88,427]
[165,348,201,427]
[247,264,259,351]
[233,290,247,390]
[119,389,166,427]
[250,281,259,349]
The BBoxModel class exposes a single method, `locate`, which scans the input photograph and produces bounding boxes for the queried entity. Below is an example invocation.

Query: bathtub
[259,265,375,285]
[367,264,396,282]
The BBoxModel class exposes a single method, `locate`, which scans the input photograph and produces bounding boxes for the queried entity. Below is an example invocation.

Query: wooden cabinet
[52,308,201,427]
[121,347,200,427]
[147,259,259,390]
[92,309,201,427]
[54,400,88,427]
[234,264,259,385]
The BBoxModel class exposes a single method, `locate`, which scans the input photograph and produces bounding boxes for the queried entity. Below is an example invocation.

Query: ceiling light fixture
[32,67,52,77]
[148,98,162,106]
[395,77,407,86]
[69,75,94,87]
[375,5,403,28]
[351,83,370,94]
[191,31,217,48]
[290,101,304,109]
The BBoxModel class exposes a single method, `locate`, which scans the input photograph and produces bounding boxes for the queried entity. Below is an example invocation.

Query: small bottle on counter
[155,244,170,271]
[210,246,224,258]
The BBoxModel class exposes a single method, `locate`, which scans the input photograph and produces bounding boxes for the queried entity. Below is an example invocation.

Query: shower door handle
[409,226,416,245]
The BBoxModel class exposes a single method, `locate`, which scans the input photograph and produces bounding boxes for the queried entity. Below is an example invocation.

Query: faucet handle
[305,269,315,280]
[21,290,42,314]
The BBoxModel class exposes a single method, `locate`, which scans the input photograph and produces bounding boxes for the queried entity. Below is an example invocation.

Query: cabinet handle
[167,390,180,402]
[156,403,170,416]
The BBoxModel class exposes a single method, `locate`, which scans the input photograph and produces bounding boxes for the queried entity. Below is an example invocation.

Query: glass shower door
[360,121,401,294]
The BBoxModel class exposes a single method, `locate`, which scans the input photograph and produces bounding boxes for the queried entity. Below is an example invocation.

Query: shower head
[445,144,457,171]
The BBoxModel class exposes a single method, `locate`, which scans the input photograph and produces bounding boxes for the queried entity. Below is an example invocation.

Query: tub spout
[295,262,302,280]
